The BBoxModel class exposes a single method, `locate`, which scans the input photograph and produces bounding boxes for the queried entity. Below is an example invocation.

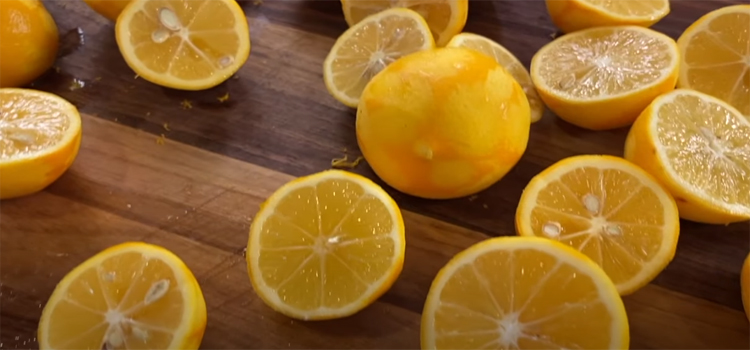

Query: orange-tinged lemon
[323,8,435,108]
[446,32,545,124]
[0,88,81,199]
[625,89,750,224]
[676,4,750,116]
[115,0,251,90]
[38,242,207,350]
[0,0,59,88]
[742,253,750,322]
[357,47,530,199]
[545,0,669,33]
[421,236,629,350]
[340,0,468,47]
[530,25,679,130]
[247,170,405,320]
[83,0,132,21]
[515,155,679,295]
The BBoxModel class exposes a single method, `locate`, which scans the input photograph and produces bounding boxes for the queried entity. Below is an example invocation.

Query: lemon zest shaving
[331,155,364,169]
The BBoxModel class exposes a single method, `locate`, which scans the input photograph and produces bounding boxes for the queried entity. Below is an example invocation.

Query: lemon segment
[340,0,468,46]
[676,4,750,116]
[530,25,679,130]
[446,32,545,123]
[546,0,669,33]
[38,242,207,350]
[421,236,629,350]
[247,170,405,320]
[515,155,680,295]
[625,89,750,224]
[115,0,251,90]
[0,88,81,199]
[324,8,435,108]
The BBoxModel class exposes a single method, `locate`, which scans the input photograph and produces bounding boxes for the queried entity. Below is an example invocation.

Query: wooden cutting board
[1,0,749,349]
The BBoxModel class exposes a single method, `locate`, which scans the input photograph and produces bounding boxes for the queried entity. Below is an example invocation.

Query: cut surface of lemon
[421,236,629,350]
[625,89,750,224]
[340,0,467,47]
[115,0,251,91]
[247,170,405,320]
[38,242,207,350]
[446,32,544,123]
[515,155,679,295]
[324,7,435,108]
[0,88,81,199]
[530,25,679,130]
[677,4,750,116]
[546,0,669,33]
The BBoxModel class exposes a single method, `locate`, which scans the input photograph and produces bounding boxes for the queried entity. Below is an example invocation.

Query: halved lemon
[115,0,251,90]
[323,7,435,108]
[446,32,545,123]
[515,154,679,295]
[0,88,81,199]
[625,89,750,224]
[340,0,468,47]
[246,169,406,320]
[677,4,750,116]
[530,25,679,130]
[38,242,207,350]
[546,0,670,33]
[421,236,629,350]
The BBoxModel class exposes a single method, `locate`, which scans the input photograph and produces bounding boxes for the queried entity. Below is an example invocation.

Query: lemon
[38,242,207,350]
[446,32,545,124]
[323,8,435,108]
[340,0,468,46]
[531,26,679,130]
[83,0,132,21]
[625,89,750,224]
[0,88,81,199]
[421,236,629,350]
[742,253,750,322]
[115,0,251,91]
[247,170,405,320]
[0,0,59,88]
[516,155,680,295]
[546,0,670,33]
[357,47,530,199]
[676,4,750,116]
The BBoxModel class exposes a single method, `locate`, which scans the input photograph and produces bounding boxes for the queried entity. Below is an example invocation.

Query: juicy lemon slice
[530,25,679,130]
[625,89,750,224]
[115,0,251,90]
[340,0,468,46]
[0,88,81,199]
[38,242,207,350]
[421,236,629,350]
[677,4,750,116]
[546,0,670,33]
[323,7,435,108]
[246,170,405,320]
[515,155,680,295]
[446,32,544,123]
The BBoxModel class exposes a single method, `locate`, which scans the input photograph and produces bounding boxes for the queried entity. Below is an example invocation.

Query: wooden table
[2,0,749,348]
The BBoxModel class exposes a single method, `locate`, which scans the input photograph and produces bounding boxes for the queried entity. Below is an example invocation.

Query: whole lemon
[82,0,132,21]
[357,47,531,199]
[0,0,59,88]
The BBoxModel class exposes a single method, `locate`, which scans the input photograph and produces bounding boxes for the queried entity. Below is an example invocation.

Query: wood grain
[2,116,748,349]
[1,0,749,348]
